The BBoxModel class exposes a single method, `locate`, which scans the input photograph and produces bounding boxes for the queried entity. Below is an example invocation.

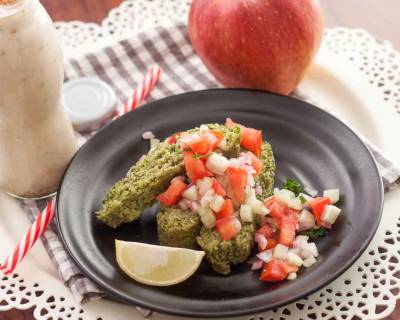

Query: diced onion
[197,177,213,196]
[288,198,302,210]
[200,189,215,208]
[198,207,216,229]
[321,205,341,225]
[257,250,273,263]
[150,138,160,150]
[142,131,155,139]
[232,217,242,233]
[247,197,269,216]
[182,185,198,201]
[218,139,228,151]
[171,176,185,183]
[303,256,317,268]
[240,204,253,223]
[251,260,264,270]
[206,153,230,175]
[299,193,314,207]
[323,188,340,204]
[274,244,289,260]
[307,242,319,258]
[178,199,190,210]
[298,209,316,231]
[199,124,209,134]
[210,195,225,212]
[304,186,318,197]
[287,252,303,267]
[287,272,297,280]
[274,188,295,204]
[255,232,268,250]
[255,185,263,195]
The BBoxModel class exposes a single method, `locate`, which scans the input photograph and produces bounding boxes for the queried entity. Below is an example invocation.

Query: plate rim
[56,88,384,318]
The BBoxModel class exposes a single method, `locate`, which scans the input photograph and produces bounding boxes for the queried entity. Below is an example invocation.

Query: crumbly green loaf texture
[256,142,276,200]
[157,205,202,249]
[97,124,241,228]
[97,142,184,228]
[196,223,255,275]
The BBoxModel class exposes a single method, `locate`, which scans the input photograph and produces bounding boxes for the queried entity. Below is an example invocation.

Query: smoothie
[0,0,77,197]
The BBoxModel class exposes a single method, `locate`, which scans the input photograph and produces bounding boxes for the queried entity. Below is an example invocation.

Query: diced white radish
[257,250,273,263]
[307,242,319,258]
[274,244,289,260]
[197,177,213,196]
[274,188,295,204]
[299,193,314,206]
[199,124,209,134]
[303,256,317,267]
[298,209,316,231]
[200,189,215,208]
[142,131,155,139]
[287,272,297,280]
[198,207,216,229]
[182,185,198,201]
[218,139,228,151]
[240,204,253,223]
[321,205,341,225]
[304,186,318,197]
[255,232,267,250]
[206,153,230,175]
[288,198,302,210]
[251,260,264,270]
[323,189,340,204]
[247,197,269,216]
[287,252,303,267]
[210,195,225,212]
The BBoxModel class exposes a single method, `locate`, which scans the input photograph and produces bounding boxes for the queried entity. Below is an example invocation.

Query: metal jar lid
[62,77,117,132]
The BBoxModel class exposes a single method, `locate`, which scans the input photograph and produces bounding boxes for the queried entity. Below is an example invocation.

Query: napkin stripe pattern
[20,22,399,309]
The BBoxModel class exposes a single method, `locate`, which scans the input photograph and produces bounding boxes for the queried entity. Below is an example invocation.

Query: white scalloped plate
[1,41,400,320]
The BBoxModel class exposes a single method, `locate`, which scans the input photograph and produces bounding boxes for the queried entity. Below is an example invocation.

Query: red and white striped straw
[116,65,162,117]
[0,198,56,275]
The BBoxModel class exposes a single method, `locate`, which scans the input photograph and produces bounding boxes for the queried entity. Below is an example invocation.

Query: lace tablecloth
[1,1,400,320]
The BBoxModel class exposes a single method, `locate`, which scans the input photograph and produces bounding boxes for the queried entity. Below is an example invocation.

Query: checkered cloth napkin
[20,22,400,312]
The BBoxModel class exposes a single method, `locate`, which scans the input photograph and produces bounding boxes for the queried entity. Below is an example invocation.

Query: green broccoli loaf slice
[97,142,184,228]
[157,205,202,249]
[256,142,276,199]
[196,223,255,275]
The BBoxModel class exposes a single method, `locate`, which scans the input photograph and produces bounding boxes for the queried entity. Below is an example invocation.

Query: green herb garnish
[299,194,307,204]
[282,178,303,196]
[304,227,327,240]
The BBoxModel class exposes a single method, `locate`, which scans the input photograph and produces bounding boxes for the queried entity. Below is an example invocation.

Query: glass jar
[0,0,77,198]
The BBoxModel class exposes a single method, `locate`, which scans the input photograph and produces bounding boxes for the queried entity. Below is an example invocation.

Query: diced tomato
[265,238,278,250]
[216,199,234,220]
[212,178,226,197]
[278,214,297,247]
[264,196,289,220]
[225,118,263,157]
[241,127,262,157]
[247,151,262,176]
[208,130,224,150]
[215,217,240,241]
[157,179,187,206]
[184,135,209,155]
[226,167,248,207]
[166,132,181,144]
[259,260,288,282]
[259,260,298,282]
[310,197,332,225]
[183,151,213,182]
[257,224,275,238]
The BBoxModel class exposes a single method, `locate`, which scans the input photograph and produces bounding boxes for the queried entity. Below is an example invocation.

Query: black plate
[57,89,383,318]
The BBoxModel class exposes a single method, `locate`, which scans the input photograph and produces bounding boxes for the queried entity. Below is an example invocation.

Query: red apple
[188,0,324,95]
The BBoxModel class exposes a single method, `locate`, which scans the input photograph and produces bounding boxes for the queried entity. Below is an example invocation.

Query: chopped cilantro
[304,227,327,240]
[282,178,303,196]
[299,194,307,204]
